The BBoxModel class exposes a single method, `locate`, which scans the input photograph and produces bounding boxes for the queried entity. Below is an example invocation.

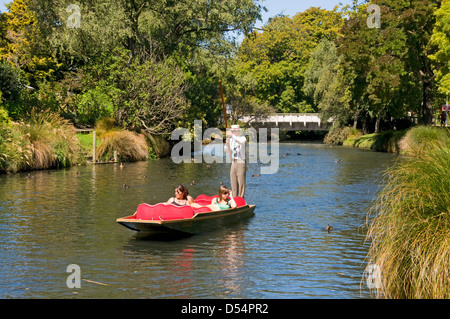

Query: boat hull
[116,204,255,235]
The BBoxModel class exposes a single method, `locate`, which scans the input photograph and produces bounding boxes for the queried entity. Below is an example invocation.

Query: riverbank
[0,113,171,174]
[326,125,450,156]
[338,125,450,298]
[365,131,450,298]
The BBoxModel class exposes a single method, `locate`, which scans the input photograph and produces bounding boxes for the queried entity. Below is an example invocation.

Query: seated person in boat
[166,184,194,206]
[209,186,236,211]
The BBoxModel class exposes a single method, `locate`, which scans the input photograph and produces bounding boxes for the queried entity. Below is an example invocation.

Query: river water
[0,142,397,299]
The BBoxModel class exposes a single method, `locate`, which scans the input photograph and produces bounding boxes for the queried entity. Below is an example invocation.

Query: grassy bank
[77,118,171,163]
[0,109,83,173]
[365,140,450,298]
[327,125,450,155]
[342,130,406,153]
[0,113,171,174]
[326,126,450,297]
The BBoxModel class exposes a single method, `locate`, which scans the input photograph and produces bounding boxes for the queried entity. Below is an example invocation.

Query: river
[0,142,397,299]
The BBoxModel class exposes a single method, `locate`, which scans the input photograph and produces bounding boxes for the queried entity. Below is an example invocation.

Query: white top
[227,135,246,161]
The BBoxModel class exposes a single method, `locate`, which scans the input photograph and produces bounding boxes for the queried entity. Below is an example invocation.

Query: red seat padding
[233,196,246,207]
[193,206,212,213]
[194,195,218,206]
[194,194,246,207]
[136,203,194,221]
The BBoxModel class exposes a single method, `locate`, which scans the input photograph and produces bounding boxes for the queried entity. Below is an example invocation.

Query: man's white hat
[231,125,240,130]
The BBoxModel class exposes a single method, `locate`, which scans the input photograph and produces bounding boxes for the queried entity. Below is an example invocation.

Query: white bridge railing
[240,113,333,131]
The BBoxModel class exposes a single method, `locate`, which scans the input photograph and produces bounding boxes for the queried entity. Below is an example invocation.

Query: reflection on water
[0,142,397,298]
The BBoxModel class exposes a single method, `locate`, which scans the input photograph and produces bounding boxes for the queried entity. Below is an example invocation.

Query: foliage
[323,126,362,145]
[43,0,264,62]
[1,0,265,131]
[304,38,348,124]
[337,0,440,129]
[73,47,189,133]
[337,2,410,132]
[366,137,450,298]
[235,7,344,113]
[0,61,23,115]
[398,125,450,155]
[0,0,61,87]
[430,0,450,95]
[0,109,82,173]
[342,130,407,153]
[0,100,9,125]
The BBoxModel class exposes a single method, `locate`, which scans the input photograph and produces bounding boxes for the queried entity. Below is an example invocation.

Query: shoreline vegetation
[0,113,172,174]
[328,124,450,298]
[1,112,449,174]
[326,125,450,155]
[364,127,450,298]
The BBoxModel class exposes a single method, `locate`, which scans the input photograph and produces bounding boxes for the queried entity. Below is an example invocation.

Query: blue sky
[0,0,353,19]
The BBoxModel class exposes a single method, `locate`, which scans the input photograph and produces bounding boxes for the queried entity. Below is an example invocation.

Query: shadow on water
[133,231,193,242]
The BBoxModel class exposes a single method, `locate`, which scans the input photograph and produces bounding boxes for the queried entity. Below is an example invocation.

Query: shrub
[0,122,31,173]
[324,126,362,145]
[96,130,148,162]
[0,106,10,125]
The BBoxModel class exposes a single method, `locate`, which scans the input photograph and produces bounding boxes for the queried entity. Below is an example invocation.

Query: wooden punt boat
[116,195,255,236]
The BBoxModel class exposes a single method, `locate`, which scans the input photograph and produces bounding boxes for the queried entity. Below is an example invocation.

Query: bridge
[239,113,333,131]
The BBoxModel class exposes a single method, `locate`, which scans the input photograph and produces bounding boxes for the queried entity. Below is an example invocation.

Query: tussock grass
[96,130,149,162]
[399,125,450,156]
[0,109,82,173]
[366,143,450,298]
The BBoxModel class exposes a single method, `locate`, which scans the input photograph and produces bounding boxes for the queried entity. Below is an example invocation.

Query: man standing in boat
[226,125,246,198]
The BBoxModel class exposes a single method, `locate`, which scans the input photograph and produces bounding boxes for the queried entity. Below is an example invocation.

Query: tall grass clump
[366,142,450,298]
[0,109,82,173]
[96,130,148,162]
[399,126,450,156]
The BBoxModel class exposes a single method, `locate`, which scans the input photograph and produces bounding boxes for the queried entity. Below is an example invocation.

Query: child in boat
[166,184,194,206]
[209,185,237,211]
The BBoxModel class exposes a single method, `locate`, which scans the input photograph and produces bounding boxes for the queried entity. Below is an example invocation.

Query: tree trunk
[421,82,433,125]
[375,115,381,133]
[420,57,434,125]
[353,109,359,129]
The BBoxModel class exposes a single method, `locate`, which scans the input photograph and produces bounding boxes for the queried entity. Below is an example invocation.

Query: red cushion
[193,206,212,213]
[194,195,218,206]
[233,196,246,207]
[194,194,246,207]
[136,203,194,221]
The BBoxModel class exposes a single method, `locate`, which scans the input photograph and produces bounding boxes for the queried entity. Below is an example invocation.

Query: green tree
[0,61,24,118]
[31,0,265,129]
[73,48,189,133]
[430,0,450,95]
[1,0,61,87]
[338,0,441,130]
[304,38,349,125]
[236,7,343,113]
